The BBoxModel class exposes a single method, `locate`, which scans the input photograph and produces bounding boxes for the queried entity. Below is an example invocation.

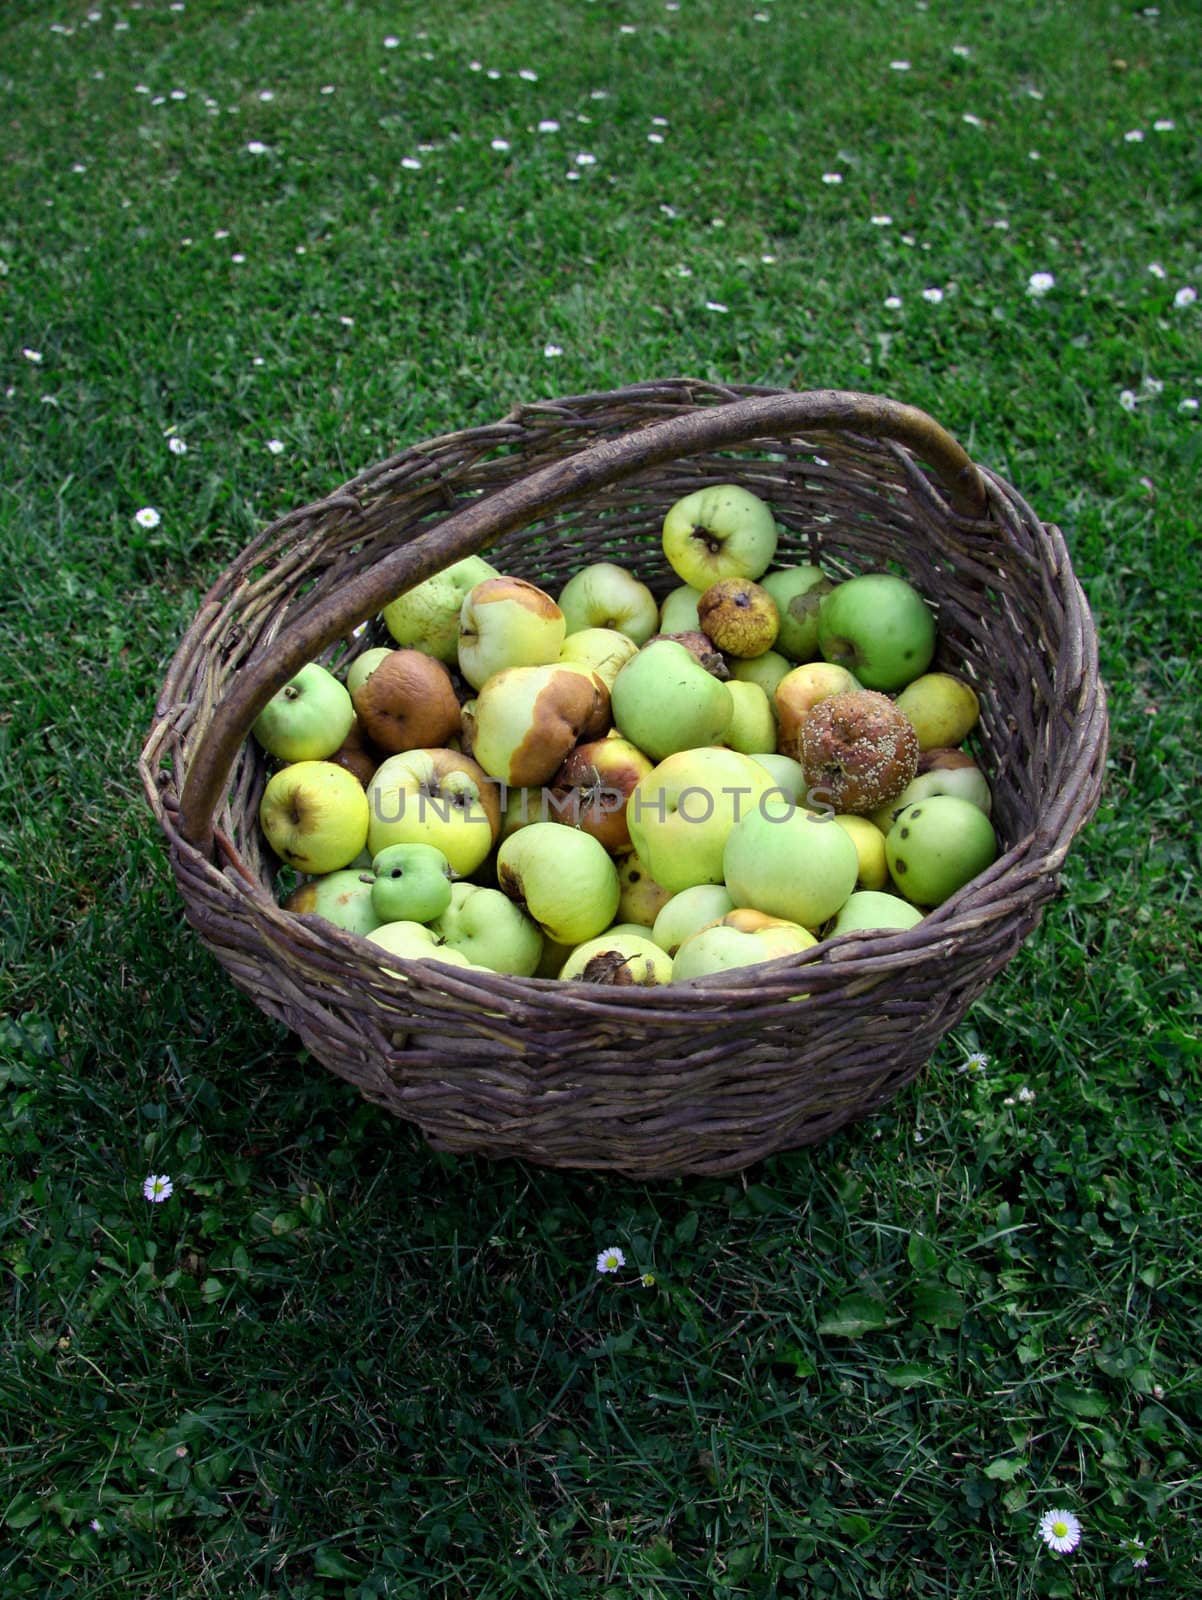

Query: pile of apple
[253,483,997,986]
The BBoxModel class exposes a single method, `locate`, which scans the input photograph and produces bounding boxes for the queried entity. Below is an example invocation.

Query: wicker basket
[140,379,1107,1178]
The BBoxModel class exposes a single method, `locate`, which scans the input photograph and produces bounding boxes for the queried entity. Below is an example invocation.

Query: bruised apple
[352,649,461,754]
[472,663,610,787]
[799,689,920,815]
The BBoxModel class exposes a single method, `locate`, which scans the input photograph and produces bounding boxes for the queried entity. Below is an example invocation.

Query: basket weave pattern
[141,379,1107,1177]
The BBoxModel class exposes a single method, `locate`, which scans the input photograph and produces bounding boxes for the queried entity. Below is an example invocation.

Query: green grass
[2,0,1200,1594]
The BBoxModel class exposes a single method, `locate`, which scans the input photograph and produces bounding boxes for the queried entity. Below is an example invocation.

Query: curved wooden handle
[178,387,988,852]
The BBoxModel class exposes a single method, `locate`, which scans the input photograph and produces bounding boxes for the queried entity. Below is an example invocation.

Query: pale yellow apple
[557,626,639,690]
[894,672,981,751]
[366,748,500,876]
[774,661,862,758]
[258,760,370,875]
[723,680,777,754]
[833,813,889,891]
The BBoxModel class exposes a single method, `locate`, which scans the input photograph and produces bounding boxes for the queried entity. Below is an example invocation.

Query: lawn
[1,0,1200,1595]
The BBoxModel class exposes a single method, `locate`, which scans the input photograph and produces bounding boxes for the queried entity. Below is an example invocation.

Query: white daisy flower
[401,157,422,170]
[1153,118,1174,131]
[168,435,188,455]
[1027,271,1055,297]
[383,35,400,49]
[266,438,285,455]
[952,44,971,57]
[706,301,729,313]
[960,1050,989,1075]
[1017,1085,1036,1103]
[1119,389,1138,411]
[1173,285,1197,307]
[962,113,983,127]
[537,119,560,133]
[519,68,538,81]
[1148,262,1165,278]
[821,171,843,184]
[870,214,893,225]
[884,295,902,309]
[543,343,563,357]
[596,1245,626,1273]
[921,286,944,303]
[134,506,161,529]
[258,89,275,102]
[1124,129,1144,143]
[1038,1509,1081,1554]
[246,140,270,155]
[143,1173,173,1202]
[575,152,597,166]
[890,60,912,71]
[23,347,43,363]
[1179,398,1199,414]
[490,138,511,152]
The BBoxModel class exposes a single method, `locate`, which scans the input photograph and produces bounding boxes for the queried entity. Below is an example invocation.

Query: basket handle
[178,387,988,854]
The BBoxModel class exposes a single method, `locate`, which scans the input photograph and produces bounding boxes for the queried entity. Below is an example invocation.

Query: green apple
[366,748,500,875]
[723,804,859,929]
[382,554,499,663]
[818,573,936,692]
[428,882,543,975]
[471,662,610,787]
[731,649,792,709]
[557,561,659,645]
[724,680,777,754]
[661,484,779,588]
[760,565,834,661]
[496,823,620,945]
[827,890,924,937]
[458,576,566,690]
[885,795,998,907]
[611,639,733,761]
[558,626,639,690]
[616,848,673,927]
[894,672,981,750]
[626,746,777,894]
[259,759,370,874]
[870,753,993,831]
[367,919,478,971]
[345,645,393,700]
[252,661,354,762]
[283,868,381,936]
[559,930,674,986]
[671,919,817,982]
[747,752,809,804]
[369,843,454,924]
[659,584,703,634]
[650,884,735,956]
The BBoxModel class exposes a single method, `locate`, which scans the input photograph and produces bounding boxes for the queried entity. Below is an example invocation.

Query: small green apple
[559,930,674,986]
[252,662,354,762]
[885,795,997,906]
[827,890,924,937]
[731,649,792,709]
[345,646,393,700]
[760,565,834,661]
[818,573,936,692]
[259,759,370,874]
[382,554,499,663]
[369,843,454,924]
[283,869,381,936]
[723,804,859,929]
[747,752,809,804]
[724,680,777,754]
[496,823,621,945]
[428,882,544,975]
[610,639,733,761]
[650,884,736,956]
[367,920,478,971]
[557,561,659,644]
[659,584,703,634]
[662,484,779,588]
[671,919,816,982]
[458,576,566,690]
